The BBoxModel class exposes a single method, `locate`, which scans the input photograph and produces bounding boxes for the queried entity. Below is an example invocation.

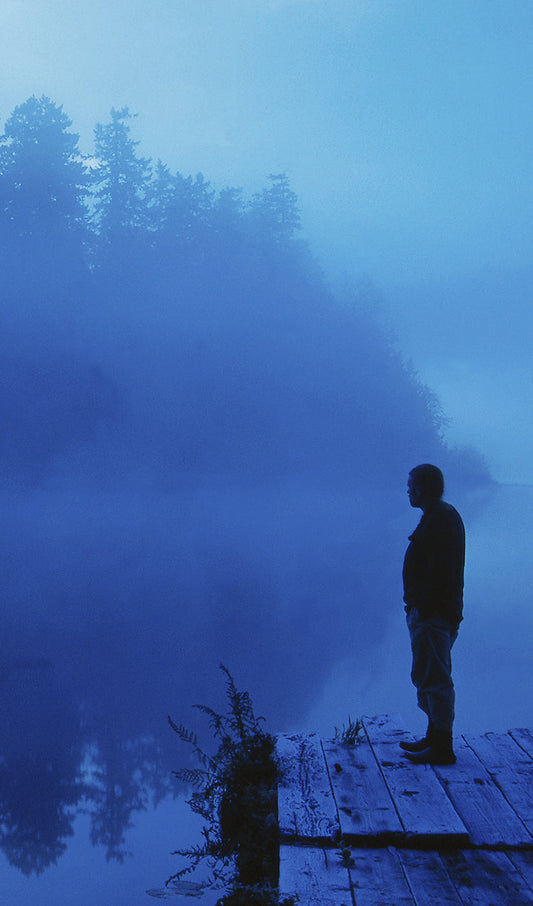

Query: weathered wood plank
[465,732,533,835]
[322,739,404,842]
[442,849,533,906]
[466,732,533,770]
[276,733,340,842]
[363,713,408,742]
[279,844,353,906]
[349,846,415,905]
[507,851,533,891]
[396,849,463,905]
[363,715,468,842]
[433,736,533,847]
[511,729,533,761]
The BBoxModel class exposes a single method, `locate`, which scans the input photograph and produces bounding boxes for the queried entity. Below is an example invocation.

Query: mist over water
[0,95,493,891]
[306,482,533,740]
[0,3,531,900]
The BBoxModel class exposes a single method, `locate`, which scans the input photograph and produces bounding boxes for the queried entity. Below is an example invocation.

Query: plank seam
[394,846,422,906]
[506,849,533,895]
[509,730,533,762]
[319,737,343,845]
[437,850,471,906]
[462,734,533,844]
[363,717,469,844]
[361,718,408,837]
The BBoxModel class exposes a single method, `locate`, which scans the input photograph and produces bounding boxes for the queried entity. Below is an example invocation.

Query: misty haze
[1,3,532,904]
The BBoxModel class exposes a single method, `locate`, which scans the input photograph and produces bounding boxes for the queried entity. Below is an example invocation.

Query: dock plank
[507,851,533,890]
[442,849,533,906]
[511,729,533,761]
[276,733,340,842]
[467,732,533,770]
[322,739,404,842]
[276,720,533,905]
[363,715,468,842]
[279,844,353,906]
[396,849,463,905]
[348,846,415,905]
[433,737,533,847]
[465,732,533,835]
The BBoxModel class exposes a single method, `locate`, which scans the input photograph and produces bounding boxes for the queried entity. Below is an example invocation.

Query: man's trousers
[406,608,458,733]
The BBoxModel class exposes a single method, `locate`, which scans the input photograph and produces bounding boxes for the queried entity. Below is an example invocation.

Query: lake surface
[3,482,532,904]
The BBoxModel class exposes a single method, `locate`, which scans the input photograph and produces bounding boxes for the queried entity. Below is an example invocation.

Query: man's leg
[405,610,458,763]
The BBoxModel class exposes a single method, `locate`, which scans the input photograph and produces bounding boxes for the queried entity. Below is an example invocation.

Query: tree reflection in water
[0,660,172,874]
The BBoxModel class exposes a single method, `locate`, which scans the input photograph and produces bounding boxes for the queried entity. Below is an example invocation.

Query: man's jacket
[403,500,465,629]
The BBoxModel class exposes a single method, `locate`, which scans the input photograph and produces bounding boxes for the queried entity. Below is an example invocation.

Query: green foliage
[334,716,363,746]
[168,666,282,902]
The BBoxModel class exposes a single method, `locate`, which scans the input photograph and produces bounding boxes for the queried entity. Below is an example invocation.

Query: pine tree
[92,107,151,253]
[250,173,301,245]
[0,95,90,251]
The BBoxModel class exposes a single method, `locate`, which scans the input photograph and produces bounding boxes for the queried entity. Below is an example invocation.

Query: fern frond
[166,842,211,885]
[168,715,213,769]
[193,703,226,738]
[220,665,257,743]
[173,767,209,787]
[171,842,210,860]
[188,792,216,821]
[167,716,198,746]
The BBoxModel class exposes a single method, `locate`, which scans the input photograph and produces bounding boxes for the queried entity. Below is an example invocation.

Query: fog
[0,2,532,903]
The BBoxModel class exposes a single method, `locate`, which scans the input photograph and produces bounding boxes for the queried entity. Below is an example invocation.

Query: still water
[2,482,532,904]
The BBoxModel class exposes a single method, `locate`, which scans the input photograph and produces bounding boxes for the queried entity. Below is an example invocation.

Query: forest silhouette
[0,96,488,874]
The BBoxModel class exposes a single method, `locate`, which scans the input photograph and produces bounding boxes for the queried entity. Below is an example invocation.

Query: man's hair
[409,464,444,500]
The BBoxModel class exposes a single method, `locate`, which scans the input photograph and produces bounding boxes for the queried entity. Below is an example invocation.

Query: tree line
[0,94,454,486]
[0,95,301,271]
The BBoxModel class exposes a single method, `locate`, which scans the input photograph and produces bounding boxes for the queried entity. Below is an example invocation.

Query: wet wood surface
[322,737,404,841]
[277,715,533,905]
[276,732,340,842]
[279,845,353,906]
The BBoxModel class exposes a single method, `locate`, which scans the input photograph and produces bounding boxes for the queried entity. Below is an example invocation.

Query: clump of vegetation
[216,883,295,906]
[334,716,363,746]
[168,665,291,904]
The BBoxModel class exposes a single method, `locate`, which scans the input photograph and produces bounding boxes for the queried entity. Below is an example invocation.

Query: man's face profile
[407,476,423,509]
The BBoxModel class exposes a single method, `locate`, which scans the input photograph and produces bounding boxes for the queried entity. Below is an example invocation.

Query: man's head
[407,463,444,510]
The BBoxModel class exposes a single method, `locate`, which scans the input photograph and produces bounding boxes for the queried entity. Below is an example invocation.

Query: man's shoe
[399,722,434,753]
[400,735,431,753]
[402,729,456,765]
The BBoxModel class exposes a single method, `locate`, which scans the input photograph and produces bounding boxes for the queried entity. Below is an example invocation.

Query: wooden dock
[276,715,533,905]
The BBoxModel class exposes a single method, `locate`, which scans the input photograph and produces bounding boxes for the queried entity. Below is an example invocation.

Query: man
[401,464,465,765]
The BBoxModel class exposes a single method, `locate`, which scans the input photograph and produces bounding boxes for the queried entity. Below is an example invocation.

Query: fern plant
[167,665,287,902]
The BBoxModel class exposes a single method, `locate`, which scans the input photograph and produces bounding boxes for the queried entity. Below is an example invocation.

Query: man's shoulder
[430,500,465,533]
[438,500,460,516]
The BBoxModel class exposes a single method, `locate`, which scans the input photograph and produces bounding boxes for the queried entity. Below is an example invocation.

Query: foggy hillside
[0,96,490,874]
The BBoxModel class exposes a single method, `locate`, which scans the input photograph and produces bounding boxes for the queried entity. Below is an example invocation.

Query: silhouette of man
[400,464,465,765]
